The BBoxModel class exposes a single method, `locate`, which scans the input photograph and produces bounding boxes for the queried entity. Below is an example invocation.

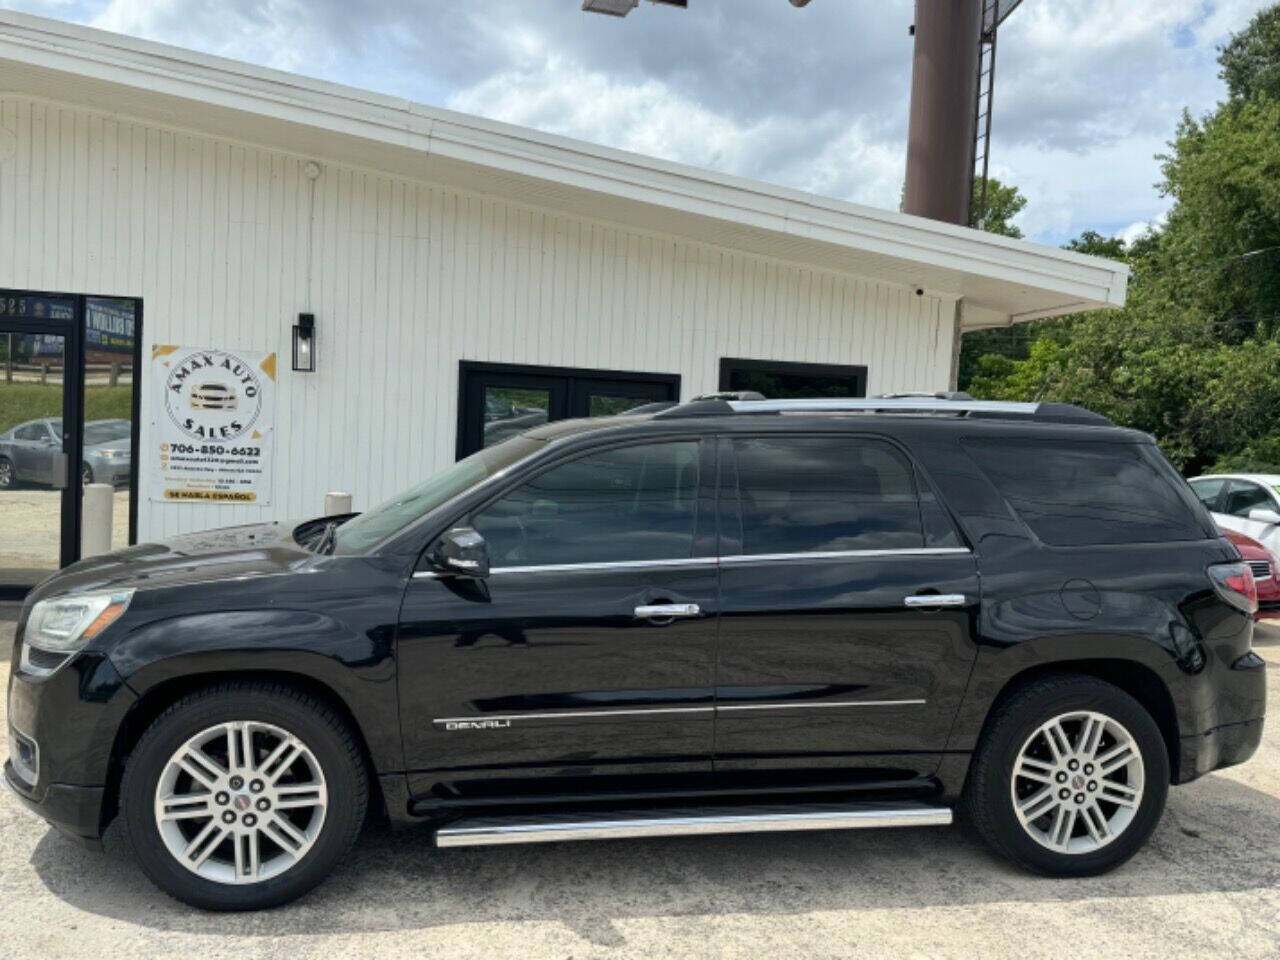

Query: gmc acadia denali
[5,394,1265,910]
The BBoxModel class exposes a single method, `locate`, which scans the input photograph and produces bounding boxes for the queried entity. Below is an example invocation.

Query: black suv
[5,395,1265,910]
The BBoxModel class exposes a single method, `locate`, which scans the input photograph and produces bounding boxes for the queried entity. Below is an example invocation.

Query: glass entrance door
[0,290,139,597]
[0,316,73,591]
[457,362,681,458]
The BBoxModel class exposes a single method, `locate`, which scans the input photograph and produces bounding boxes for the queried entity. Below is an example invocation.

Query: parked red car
[1223,528,1280,620]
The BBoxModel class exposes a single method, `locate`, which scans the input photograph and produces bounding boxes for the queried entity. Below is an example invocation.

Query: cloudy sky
[10,0,1274,246]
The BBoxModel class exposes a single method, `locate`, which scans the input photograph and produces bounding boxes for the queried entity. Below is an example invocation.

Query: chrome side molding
[434,802,953,847]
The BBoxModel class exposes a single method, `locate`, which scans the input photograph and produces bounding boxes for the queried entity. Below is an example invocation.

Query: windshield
[332,437,544,554]
[84,420,131,445]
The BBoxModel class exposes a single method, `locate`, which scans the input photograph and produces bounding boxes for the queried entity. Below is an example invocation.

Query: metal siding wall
[0,98,955,540]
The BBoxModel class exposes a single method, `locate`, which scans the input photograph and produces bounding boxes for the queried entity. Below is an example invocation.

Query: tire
[81,463,93,487]
[0,456,14,489]
[964,673,1169,877]
[120,682,369,910]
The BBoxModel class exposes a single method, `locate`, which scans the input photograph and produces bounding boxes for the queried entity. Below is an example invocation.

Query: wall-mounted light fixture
[293,313,316,372]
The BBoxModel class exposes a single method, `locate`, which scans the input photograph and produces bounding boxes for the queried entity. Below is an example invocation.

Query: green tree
[960,2,1280,474]
[1065,230,1127,259]
[969,177,1026,237]
[1219,5,1280,102]
[1158,98,1280,340]
[956,179,1034,389]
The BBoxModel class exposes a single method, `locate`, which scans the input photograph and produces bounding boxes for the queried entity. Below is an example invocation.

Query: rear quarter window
[961,438,1206,547]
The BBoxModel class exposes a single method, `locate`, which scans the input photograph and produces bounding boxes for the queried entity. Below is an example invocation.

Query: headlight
[25,589,134,655]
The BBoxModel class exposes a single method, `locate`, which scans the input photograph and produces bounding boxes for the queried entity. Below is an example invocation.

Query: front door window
[472,441,700,567]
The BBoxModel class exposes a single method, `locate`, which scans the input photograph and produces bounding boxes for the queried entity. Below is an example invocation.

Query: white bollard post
[82,483,114,557]
[324,491,353,516]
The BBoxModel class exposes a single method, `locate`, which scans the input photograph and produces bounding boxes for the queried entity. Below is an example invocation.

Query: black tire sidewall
[972,679,1170,876]
[121,686,366,911]
[0,457,14,489]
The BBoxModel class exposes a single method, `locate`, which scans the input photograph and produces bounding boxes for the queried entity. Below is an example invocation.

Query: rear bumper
[4,760,104,847]
[1177,717,1265,783]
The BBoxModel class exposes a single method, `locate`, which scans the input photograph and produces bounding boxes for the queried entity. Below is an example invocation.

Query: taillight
[1208,561,1259,614]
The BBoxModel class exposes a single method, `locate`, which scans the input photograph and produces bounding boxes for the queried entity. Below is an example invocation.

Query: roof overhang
[0,10,1128,326]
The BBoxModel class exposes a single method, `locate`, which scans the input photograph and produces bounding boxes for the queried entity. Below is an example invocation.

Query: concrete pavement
[1,617,1278,960]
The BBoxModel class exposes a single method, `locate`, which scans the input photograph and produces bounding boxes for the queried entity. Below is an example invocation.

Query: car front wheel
[964,674,1169,876]
[0,456,15,489]
[120,682,368,910]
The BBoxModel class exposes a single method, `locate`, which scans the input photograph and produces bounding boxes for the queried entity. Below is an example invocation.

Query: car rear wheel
[964,674,1169,876]
[0,456,14,489]
[120,682,368,910]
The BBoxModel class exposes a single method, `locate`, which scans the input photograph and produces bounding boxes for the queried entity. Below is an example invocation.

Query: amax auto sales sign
[150,346,276,504]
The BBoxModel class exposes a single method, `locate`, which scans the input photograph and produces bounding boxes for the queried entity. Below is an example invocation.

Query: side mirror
[431,526,490,578]
[1248,507,1280,526]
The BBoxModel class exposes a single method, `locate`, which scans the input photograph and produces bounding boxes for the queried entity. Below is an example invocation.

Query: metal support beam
[903,0,984,226]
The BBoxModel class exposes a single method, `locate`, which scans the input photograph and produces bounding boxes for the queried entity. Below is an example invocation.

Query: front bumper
[4,760,104,847]
[6,641,135,842]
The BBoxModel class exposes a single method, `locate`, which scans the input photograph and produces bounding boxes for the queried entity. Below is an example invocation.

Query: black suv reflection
[5,395,1265,910]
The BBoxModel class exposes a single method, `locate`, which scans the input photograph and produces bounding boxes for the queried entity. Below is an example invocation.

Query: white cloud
[9,0,1278,245]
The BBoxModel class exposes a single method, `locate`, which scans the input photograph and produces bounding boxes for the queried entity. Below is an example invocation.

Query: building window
[718,358,867,399]
[457,361,680,459]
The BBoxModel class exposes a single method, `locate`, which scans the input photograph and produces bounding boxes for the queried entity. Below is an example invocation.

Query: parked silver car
[0,417,131,489]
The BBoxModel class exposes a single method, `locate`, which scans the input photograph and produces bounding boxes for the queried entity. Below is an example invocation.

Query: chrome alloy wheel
[154,721,328,884]
[1010,710,1144,854]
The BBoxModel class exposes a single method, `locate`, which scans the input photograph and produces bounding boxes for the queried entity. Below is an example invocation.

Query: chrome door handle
[904,594,967,609]
[634,603,701,620]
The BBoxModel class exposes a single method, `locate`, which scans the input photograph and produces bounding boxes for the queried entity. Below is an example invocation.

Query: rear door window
[732,436,926,554]
[962,438,1205,546]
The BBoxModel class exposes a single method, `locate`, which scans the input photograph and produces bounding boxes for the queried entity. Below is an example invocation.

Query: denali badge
[444,719,512,732]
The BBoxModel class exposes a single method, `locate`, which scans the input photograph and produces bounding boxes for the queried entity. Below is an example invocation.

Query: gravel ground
[1,617,1278,960]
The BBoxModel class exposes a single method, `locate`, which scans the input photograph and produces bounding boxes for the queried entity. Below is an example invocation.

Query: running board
[434,801,951,848]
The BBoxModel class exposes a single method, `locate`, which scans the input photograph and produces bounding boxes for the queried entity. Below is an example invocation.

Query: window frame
[718,357,868,399]
[718,431,960,561]
[461,435,717,572]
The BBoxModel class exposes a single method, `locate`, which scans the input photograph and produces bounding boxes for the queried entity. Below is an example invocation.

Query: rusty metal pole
[902,0,983,226]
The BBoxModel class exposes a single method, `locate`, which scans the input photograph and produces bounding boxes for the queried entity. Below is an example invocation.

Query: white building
[0,11,1127,589]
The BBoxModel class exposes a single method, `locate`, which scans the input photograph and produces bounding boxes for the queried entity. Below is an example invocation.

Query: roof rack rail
[652,394,1112,424]
[723,397,1039,415]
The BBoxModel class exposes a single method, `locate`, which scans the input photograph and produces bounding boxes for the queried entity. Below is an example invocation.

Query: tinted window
[919,484,964,548]
[1224,480,1275,518]
[473,441,700,567]
[733,436,924,554]
[1189,478,1226,511]
[15,423,49,441]
[963,439,1205,546]
[332,437,543,554]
